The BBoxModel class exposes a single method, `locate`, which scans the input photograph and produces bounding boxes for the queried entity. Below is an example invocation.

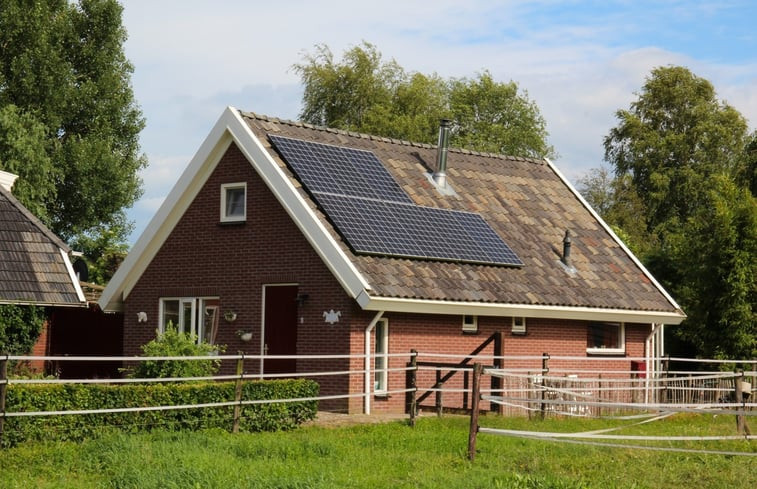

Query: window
[221,183,246,222]
[512,317,526,335]
[586,321,625,354]
[462,315,478,333]
[159,297,220,344]
[374,319,389,393]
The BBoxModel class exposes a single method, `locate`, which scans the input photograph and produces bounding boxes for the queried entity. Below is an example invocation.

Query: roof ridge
[239,110,546,164]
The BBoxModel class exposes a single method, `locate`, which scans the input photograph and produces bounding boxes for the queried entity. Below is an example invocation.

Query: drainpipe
[364,310,385,414]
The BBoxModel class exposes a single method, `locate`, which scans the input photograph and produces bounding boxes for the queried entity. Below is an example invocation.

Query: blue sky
[119,0,757,242]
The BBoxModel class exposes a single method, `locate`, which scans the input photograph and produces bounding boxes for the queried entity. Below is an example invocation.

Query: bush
[127,324,225,379]
[0,304,45,355]
[1,379,319,447]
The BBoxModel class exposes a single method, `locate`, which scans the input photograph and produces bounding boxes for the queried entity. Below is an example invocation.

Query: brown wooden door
[263,284,298,376]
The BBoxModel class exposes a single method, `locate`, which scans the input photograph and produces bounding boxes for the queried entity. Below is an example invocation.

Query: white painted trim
[0,169,18,192]
[357,294,686,325]
[586,321,625,355]
[220,182,247,222]
[364,310,385,414]
[543,157,685,315]
[224,108,371,298]
[99,109,238,312]
[99,106,371,312]
[60,249,86,304]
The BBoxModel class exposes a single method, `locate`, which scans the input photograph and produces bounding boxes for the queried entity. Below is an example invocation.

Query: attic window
[221,182,246,222]
[462,315,478,334]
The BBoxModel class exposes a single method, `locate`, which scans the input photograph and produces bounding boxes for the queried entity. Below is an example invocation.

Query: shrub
[127,324,225,379]
[1,379,319,447]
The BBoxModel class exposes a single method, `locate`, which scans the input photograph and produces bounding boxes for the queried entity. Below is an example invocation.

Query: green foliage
[596,65,756,359]
[449,71,554,159]
[2,379,319,447]
[661,176,756,359]
[0,304,46,356]
[294,42,554,159]
[604,66,750,237]
[128,325,224,379]
[0,105,58,222]
[69,220,131,285]
[0,0,146,241]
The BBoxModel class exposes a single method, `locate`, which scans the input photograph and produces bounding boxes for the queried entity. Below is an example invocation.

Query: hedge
[1,379,318,447]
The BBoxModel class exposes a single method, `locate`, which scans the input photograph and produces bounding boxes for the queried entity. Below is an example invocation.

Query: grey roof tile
[241,112,680,314]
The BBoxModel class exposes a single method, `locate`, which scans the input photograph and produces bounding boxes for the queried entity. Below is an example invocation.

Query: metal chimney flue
[562,230,572,267]
[433,119,451,188]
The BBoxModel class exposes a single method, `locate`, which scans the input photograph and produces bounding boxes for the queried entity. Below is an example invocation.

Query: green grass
[0,414,754,488]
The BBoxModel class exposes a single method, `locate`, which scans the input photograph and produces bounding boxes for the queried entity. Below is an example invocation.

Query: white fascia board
[356,292,686,325]
[225,108,371,298]
[543,158,685,316]
[98,109,237,312]
[60,248,86,304]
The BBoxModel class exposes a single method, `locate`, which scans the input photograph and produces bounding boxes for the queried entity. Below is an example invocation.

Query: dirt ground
[304,411,419,428]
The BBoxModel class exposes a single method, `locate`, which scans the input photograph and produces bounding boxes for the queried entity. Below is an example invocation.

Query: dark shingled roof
[241,111,680,315]
[0,185,83,306]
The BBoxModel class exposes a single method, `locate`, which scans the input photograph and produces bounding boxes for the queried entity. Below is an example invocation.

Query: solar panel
[269,135,411,203]
[268,134,523,267]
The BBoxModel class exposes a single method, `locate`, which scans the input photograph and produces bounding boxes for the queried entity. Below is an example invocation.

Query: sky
[119,0,757,242]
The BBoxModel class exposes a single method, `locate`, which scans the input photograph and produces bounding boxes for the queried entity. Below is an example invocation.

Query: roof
[0,185,86,306]
[99,107,685,324]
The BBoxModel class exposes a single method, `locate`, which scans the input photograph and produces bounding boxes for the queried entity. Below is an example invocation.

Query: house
[99,107,685,414]
[0,170,88,371]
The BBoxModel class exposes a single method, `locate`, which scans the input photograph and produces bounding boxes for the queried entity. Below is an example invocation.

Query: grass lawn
[0,413,754,488]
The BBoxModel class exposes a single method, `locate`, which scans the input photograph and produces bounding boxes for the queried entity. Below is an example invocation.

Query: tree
[69,219,131,285]
[662,177,756,359]
[576,167,652,256]
[601,66,756,359]
[604,66,749,237]
[0,0,146,242]
[294,43,555,158]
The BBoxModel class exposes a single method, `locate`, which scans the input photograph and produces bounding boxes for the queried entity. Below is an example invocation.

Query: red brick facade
[124,143,653,414]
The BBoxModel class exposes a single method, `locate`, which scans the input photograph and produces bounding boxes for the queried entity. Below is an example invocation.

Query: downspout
[364,310,385,414]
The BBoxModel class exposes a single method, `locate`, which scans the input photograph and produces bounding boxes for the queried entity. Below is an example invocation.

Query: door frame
[260,283,299,374]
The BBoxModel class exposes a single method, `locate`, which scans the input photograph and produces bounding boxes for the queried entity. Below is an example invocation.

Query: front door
[262,284,298,376]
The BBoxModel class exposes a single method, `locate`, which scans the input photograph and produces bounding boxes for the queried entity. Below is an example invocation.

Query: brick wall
[124,142,654,415]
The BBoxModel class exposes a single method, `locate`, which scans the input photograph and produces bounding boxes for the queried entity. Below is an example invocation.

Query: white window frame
[374,318,389,394]
[220,182,247,222]
[462,315,478,333]
[512,316,527,335]
[586,321,625,355]
[159,297,219,344]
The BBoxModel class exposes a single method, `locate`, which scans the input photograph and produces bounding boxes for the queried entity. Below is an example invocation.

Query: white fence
[1,353,755,424]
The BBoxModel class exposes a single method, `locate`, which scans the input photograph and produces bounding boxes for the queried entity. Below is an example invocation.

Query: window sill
[218,219,246,226]
[461,330,479,335]
[374,393,390,399]
[586,348,625,356]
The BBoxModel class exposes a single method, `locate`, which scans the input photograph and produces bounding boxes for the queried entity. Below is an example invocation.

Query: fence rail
[1,352,755,447]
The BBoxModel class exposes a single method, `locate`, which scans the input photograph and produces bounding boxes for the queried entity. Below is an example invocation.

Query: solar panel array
[269,134,523,267]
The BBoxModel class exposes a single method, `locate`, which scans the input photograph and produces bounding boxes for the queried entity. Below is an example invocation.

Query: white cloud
[119,0,757,241]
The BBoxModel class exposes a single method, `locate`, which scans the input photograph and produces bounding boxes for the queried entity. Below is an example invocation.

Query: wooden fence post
[435,369,443,417]
[0,354,7,447]
[408,350,417,427]
[491,331,503,414]
[468,363,483,461]
[232,353,245,434]
[539,353,549,419]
